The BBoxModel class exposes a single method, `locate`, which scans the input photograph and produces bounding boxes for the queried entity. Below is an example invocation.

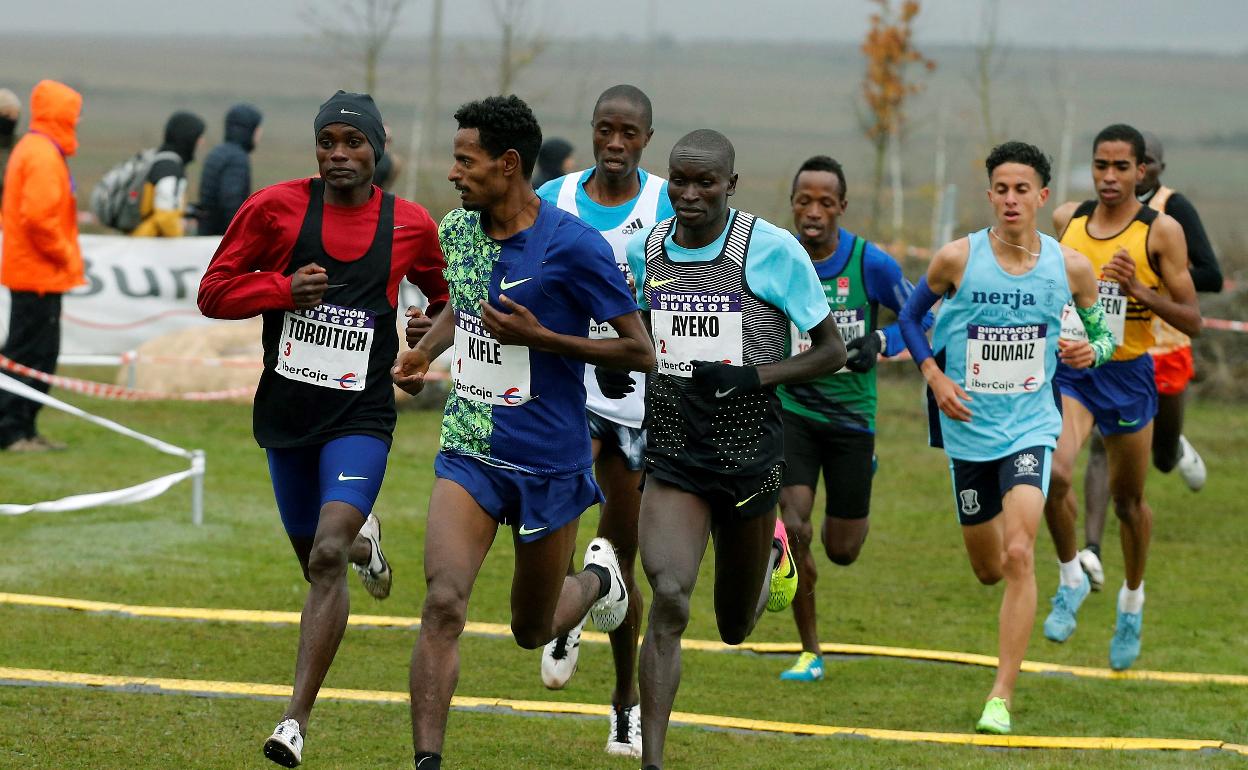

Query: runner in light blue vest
[899,141,1114,736]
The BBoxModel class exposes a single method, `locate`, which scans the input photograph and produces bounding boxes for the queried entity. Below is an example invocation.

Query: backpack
[90,148,180,233]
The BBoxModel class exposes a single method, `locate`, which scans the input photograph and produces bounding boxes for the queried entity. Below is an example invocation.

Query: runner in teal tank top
[899,142,1114,736]
[773,156,932,684]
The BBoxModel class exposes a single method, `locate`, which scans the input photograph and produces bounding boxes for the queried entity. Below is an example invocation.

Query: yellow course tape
[4,591,1247,687]
[0,665,1236,754]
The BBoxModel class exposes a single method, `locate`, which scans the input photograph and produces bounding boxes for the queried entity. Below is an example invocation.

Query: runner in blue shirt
[533,84,675,757]
[392,96,654,770]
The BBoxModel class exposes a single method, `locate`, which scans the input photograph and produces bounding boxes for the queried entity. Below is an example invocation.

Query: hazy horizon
[7,0,1247,55]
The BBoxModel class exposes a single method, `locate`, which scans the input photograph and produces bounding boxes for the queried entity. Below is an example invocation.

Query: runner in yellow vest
[1075,131,1224,592]
[1042,124,1201,671]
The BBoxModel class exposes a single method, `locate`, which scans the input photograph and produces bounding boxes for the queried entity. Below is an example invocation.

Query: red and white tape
[1204,317,1248,333]
[118,351,262,369]
[0,355,253,401]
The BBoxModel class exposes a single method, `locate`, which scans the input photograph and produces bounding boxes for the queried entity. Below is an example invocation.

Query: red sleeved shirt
[197,178,448,319]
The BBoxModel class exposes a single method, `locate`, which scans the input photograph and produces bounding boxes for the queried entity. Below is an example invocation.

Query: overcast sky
[6,0,1247,54]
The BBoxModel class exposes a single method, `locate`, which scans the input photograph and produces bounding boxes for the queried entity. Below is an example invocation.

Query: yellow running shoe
[767,518,798,612]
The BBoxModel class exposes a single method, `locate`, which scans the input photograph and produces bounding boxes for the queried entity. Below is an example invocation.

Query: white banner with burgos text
[0,234,431,357]
[0,235,221,356]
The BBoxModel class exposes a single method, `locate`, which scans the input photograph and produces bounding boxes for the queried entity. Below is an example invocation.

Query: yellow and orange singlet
[1060,200,1161,361]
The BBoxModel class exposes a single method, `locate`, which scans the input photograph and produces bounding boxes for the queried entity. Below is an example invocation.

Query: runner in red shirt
[198,91,448,769]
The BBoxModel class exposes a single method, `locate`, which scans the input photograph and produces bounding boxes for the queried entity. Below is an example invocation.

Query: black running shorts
[781,410,875,520]
[646,457,783,521]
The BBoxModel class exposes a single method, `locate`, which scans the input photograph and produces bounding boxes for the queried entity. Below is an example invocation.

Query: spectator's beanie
[314,91,385,162]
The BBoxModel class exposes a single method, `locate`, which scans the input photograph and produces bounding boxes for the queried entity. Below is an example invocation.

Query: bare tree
[302,0,410,95]
[490,0,548,94]
[404,0,445,201]
[973,0,1004,146]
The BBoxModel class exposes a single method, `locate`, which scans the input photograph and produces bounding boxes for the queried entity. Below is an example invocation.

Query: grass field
[2,370,1246,768]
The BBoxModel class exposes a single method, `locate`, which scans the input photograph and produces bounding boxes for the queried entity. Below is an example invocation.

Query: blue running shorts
[1055,355,1157,436]
[434,452,604,543]
[266,434,389,537]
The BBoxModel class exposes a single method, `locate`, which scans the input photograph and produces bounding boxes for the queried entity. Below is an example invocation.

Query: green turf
[1,377,1246,768]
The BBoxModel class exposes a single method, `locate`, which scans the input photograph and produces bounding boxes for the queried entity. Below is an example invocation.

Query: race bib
[276,303,373,391]
[588,263,634,340]
[1060,280,1125,345]
[790,307,866,375]
[964,323,1047,394]
[650,290,743,378]
[451,311,533,406]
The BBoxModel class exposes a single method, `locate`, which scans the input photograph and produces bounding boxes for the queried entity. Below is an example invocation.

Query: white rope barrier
[0,372,205,523]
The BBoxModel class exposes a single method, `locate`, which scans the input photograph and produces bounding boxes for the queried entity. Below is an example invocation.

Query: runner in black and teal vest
[776,155,931,683]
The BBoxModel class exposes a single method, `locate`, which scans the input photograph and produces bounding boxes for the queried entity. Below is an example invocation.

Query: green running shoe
[976,697,1011,735]
[779,651,824,681]
[767,518,798,612]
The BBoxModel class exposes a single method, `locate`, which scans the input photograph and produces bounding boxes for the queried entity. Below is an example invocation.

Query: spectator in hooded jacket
[0,80,83,452]
[530,137,575,190]
[197,103,262,236]
[0,88,21,227]
[132,110,206,237]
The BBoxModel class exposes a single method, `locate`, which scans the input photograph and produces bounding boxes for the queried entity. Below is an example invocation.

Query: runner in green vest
[777,155,931,681]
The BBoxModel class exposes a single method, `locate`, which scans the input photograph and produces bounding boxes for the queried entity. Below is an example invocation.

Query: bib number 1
[451,311,533,406]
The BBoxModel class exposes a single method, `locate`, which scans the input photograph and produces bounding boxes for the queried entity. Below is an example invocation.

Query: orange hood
[28,80,82,157]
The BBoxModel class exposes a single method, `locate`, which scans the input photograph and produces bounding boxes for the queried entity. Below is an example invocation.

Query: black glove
[595,366,636,399]
[690,360,761,400]
[844,330,886,373]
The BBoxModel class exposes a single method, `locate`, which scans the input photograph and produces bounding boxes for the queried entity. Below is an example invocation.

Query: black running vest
[254,178,399,448]
[642,211,789,476]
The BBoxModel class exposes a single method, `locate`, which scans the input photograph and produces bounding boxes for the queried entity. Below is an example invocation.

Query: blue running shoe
[1109,608,1143,671]
[779,651,824,682]
[1043,573,1090,642]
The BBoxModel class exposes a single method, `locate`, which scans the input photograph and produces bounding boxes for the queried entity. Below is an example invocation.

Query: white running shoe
[263,718,303,767]
[605,703,642,758]
[352,514,392,600]
[1176,435,1207,491]
[540,615,585,689]
[1077,548,1105,592]
[585,537,628,633]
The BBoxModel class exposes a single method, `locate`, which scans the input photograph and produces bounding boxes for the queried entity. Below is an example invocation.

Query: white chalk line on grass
[0,665,1244,755]
[3,591,1247,687]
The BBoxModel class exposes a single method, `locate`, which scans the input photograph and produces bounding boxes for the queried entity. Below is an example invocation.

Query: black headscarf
[531,137,574,189]
[224,103,263,153]
[161,111,207,164]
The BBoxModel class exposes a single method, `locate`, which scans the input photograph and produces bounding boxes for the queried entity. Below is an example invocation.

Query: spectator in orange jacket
[0,79,83,452]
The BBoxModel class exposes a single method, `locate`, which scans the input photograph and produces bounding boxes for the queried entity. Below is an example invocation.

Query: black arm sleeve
[1167,193,1223,293]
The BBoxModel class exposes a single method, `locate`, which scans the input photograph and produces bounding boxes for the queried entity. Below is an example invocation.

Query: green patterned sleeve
[1075,302,1116,367]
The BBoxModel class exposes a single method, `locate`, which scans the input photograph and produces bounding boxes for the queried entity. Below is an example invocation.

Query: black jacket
[198,104,262,236]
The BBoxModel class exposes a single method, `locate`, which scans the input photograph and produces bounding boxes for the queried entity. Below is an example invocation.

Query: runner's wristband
[900,277,940,368]
[1076,302,1116,367]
